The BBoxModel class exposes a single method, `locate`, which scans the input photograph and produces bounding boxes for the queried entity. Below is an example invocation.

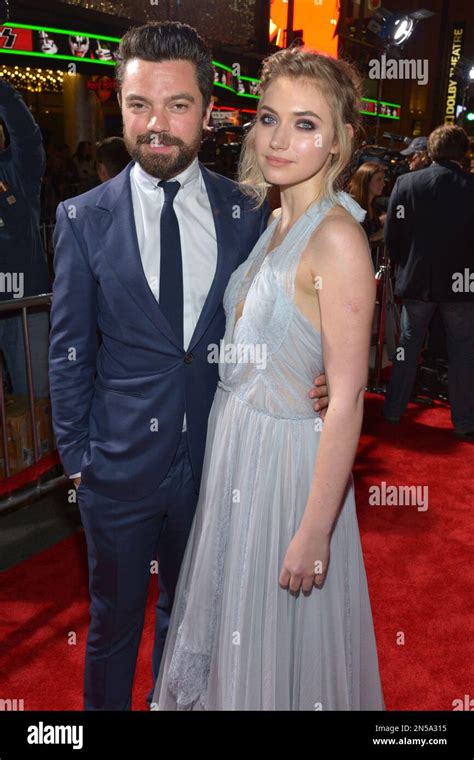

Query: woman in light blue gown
[151,47,385,711]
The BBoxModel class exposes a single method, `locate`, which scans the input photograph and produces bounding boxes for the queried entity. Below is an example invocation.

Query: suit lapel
[89,161,241,352]
[91,161,182,348]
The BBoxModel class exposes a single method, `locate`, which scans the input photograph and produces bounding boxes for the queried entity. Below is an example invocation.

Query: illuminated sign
[269,0,339,56]
[87,74,116,102]
[213,61,259,99]
[0,23,119,63]
[211,109,241,126]
[360,98,401,120]
[0,22,399,119]
[444,23,464,125]
[0,22,261,99]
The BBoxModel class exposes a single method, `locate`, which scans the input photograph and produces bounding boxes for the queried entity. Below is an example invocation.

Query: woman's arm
[279,212,375,593]
[304,213,375,533]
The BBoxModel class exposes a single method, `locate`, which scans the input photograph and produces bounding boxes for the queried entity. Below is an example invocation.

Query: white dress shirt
[70,157,218,479]
[130,156,218,431]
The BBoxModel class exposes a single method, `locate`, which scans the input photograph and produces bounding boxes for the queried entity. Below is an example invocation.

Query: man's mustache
[136,133,184,147]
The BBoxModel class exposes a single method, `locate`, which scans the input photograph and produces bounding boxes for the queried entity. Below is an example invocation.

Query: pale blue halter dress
[152,190,385,711]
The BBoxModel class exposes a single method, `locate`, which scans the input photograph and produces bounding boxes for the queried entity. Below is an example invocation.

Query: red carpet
[1,393,472,711]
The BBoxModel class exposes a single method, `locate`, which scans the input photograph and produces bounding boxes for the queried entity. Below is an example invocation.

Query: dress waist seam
[216,380,319,422]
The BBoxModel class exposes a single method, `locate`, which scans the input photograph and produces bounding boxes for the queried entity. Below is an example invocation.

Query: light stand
[368,7,434,144]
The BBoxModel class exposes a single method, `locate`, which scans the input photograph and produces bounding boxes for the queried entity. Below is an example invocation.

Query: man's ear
[117,90,122,109]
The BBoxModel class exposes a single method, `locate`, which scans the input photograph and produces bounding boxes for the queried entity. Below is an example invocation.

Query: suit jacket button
[184,352,193,364]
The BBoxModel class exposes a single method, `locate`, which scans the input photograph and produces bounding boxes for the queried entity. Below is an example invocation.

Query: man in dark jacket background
[0,79,50,396]
[383,125,474,437]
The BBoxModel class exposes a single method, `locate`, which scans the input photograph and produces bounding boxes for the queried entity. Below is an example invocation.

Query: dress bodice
[218,191,366,419]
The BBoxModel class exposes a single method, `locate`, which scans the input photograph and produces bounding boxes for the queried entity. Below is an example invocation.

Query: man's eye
[259,114,276,125]
[172,103,188,111]
[130,103,145,110]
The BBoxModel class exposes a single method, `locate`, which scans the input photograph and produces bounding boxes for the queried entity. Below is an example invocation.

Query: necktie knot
[159,180,180,203]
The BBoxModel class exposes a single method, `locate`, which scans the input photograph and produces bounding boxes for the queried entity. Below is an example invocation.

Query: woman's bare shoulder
[311,203,368,251]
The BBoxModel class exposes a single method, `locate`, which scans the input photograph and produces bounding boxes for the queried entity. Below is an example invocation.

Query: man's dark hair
[96,136,131,178]
[428,125,469,163]
[115,22,214,115]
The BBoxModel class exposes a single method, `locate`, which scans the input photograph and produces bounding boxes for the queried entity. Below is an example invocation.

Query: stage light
[368,7,435,142]
[392,17,414,46]
[368,7,434,51]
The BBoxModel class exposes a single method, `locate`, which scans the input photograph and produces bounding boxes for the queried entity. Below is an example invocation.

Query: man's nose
[146,110,171,133]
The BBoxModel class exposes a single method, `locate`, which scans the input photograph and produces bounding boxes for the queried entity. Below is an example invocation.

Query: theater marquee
[444,23,465,126]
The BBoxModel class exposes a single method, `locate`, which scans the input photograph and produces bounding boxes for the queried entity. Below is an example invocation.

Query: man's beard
[124,128,202,180]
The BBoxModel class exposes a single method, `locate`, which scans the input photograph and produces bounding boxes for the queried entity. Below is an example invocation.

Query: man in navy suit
[49,21,328,710]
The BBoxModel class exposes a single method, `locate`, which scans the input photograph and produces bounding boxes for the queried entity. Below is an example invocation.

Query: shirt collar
[132,155,201,193]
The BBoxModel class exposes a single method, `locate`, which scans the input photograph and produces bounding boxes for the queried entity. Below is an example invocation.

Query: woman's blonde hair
[238,47,364,207]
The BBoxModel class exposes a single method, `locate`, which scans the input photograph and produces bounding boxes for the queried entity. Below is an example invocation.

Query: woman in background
[349,161,387,244]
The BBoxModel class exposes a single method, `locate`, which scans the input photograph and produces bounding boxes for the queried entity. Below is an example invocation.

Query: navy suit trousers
[77,431,199,710]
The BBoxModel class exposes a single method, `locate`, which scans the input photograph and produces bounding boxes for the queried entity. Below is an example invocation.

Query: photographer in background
[0,78,50,397]
[400,136,431,172]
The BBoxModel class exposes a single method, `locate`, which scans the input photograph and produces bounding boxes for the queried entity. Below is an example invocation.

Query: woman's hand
[279,527,330,593]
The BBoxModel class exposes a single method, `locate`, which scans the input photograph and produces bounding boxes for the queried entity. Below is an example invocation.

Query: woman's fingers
[313,562,327,586]
[280,571,319,594]
[279,567,290,589]
[289,575,302,593]
[301,577,314,593]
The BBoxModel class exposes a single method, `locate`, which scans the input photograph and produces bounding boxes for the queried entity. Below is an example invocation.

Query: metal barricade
[40,222,56,281]
[369,242,401,393]
[0,294,67,511]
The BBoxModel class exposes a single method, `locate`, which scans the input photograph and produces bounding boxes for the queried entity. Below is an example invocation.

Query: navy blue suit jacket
[49,161,270,500]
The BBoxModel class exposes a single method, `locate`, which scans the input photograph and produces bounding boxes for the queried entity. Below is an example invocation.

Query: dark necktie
[158,179,183,346]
